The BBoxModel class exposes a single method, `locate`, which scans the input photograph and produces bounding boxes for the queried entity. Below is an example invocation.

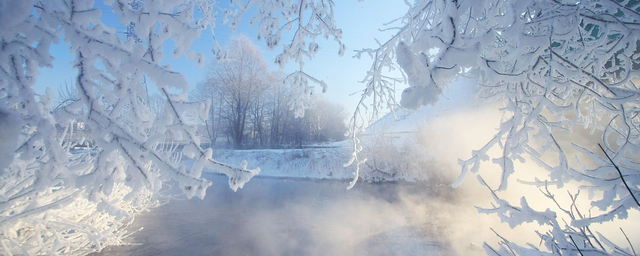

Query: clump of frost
[396,42,443,109]
[0,108,21,173]
[349,0,640,255]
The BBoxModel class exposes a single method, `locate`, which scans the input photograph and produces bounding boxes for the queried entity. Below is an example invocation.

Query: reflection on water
[94,173,486,256]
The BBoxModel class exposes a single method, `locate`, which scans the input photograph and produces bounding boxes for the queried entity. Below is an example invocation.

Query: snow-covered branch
[350,0,640,254]
[0,0,264,254]
[225,0,345,116]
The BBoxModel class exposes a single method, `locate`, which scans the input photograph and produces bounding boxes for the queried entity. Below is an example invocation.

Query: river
[94,173,486,256]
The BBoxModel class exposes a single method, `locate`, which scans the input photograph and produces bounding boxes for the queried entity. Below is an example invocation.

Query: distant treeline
[188,36,347,149]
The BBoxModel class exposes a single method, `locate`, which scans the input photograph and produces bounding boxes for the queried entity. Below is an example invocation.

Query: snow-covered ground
[205,79,500,185]
[209,142,356,181]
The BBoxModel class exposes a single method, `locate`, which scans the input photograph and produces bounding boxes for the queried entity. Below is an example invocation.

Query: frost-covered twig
[0,0,266,254]
[225,0,345,116]
[347,0,640,254]
[598,143,640,208]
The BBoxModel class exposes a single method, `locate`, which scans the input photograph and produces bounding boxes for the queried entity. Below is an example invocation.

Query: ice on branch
[0,0,267,254]
[226,0,344,117]
[348,0,640,254]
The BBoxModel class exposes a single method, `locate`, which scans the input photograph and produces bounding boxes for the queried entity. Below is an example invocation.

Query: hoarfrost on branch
[347,0,640,254]
[0,0,341,254]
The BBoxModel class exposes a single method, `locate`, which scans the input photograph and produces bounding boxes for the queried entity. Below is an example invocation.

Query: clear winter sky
[33,0,408,114]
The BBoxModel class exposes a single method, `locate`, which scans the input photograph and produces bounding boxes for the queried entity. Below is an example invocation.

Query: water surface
[95,173,470,256]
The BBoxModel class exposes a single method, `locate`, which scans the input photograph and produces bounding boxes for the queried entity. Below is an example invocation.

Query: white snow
[365,79,480,135]
[204,143,356,181]
[0,0,31,28]
[197,80,490,185]
[0,108,21,173]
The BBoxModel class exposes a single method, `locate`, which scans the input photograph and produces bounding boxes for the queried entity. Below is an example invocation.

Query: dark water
[94,173,452,256]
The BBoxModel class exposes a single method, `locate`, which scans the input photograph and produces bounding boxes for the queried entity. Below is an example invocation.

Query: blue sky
[34,0,408,113]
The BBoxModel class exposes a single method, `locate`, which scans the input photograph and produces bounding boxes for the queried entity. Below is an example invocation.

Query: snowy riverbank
[209,143,357,181]
[200,80,495,184]
[203,141,435,183]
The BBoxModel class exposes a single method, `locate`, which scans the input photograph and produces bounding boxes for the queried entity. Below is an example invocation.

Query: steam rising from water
[96,82,638,255]
[95,174,510,256]
[93,93,524,256]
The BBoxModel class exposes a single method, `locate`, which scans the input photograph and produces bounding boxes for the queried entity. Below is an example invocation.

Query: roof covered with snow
[362,79,482,135]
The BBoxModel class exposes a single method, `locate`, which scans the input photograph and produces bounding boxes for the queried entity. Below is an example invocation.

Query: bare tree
[148,93,166,118]
[192,71,347,149]
[249,91,268,147]
[303,95,347,143]
[265,76,297,147]
[207,35,273,148]
[53,80,80,109]
[225,0,345,116]
[190,81,223,146]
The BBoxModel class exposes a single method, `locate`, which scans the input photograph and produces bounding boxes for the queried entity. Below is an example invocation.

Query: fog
[95,89,639,256]
[93,100,527,256]
[95,173,510,256]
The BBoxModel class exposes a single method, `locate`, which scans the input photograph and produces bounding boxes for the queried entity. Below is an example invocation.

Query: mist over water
[95,84,639,256]
[94,173,504,256]
[93,86,516,256]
